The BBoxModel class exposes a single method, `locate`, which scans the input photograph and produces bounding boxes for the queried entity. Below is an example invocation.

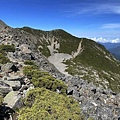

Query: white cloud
[91,37,120,43]
[98,4,120,14]
[65,3,120,16]
[111,38,120,43]
[101,23,120,29]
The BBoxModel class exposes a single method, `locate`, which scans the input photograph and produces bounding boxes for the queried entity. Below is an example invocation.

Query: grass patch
[0,44,15,52]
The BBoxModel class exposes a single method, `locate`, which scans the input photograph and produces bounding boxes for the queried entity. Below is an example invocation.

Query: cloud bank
[91,37,120,43]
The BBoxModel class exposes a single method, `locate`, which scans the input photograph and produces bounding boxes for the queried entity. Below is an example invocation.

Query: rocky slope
[0,20,120,120]
[22,27,120,92]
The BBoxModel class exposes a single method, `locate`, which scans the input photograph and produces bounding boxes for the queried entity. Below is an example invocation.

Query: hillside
[22,27,120,92]
[0,20,120,120]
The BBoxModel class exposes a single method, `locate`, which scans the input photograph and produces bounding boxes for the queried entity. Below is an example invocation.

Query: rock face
[0,20,119,120]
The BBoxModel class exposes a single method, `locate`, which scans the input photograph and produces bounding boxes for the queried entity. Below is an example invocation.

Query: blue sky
[0,0,120,42]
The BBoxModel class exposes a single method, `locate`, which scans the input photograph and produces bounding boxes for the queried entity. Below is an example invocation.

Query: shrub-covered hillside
[18,88,83,120]
[22,27,120,92]
[18,65,83,120]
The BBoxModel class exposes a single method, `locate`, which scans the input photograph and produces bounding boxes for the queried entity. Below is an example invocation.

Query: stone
[1,63,19,73]
[19,44,31,54]
[4,91,23,109]
[3,80,21,91]
[0,81,12,96]
[67,86,74,95]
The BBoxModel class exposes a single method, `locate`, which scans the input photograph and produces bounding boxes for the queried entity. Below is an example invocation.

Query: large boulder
[3,80,21,91]
[4,91,23,109]
[0,81,12,96]
[3,75,23,91]
[1,63,19,73]
[19,44,31,54]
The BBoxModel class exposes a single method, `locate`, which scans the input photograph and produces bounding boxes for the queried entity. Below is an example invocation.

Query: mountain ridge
[21,26,120,92]
[0,20,120,119]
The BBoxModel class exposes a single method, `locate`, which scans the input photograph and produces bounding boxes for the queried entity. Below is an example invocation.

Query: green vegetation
[21,64,83,120]
[50,29,81,54]
[0,53,10,64]
[22,27,51,57]
[18,88,83,120]
[23,66,67,95]
[39,45,51,57]
[0,44,15,52]
[87,118,94,120]
[21,27,120,92]
[64,38,120,92]
[24,60,35,66]
[22,27,47,37]
[0,44,15,64]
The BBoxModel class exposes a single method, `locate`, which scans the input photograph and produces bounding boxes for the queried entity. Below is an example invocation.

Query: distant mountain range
[100,42,120,60]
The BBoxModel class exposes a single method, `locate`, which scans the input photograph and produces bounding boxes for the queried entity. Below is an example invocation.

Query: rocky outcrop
[65,76,120,120]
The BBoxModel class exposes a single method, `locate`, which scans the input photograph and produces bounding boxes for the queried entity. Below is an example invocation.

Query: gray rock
[19,44,31,54]
[65,76,120,120]
[0,20,7,31]
[1,63,19,73]
[4,91,23,109]
[5,76,23,81]
[0,81,12,96]
[3,80,21,91]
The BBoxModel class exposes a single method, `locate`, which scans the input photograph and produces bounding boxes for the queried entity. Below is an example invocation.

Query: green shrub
[23,66,67,95]
[0,44,15,52]
[32,75,67,95]
[87,118,94,120]
[18,88,83,120]
[24,60,35,65]
[0,53,10,64]
[0,44,15,64]
[23,65,41,79]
